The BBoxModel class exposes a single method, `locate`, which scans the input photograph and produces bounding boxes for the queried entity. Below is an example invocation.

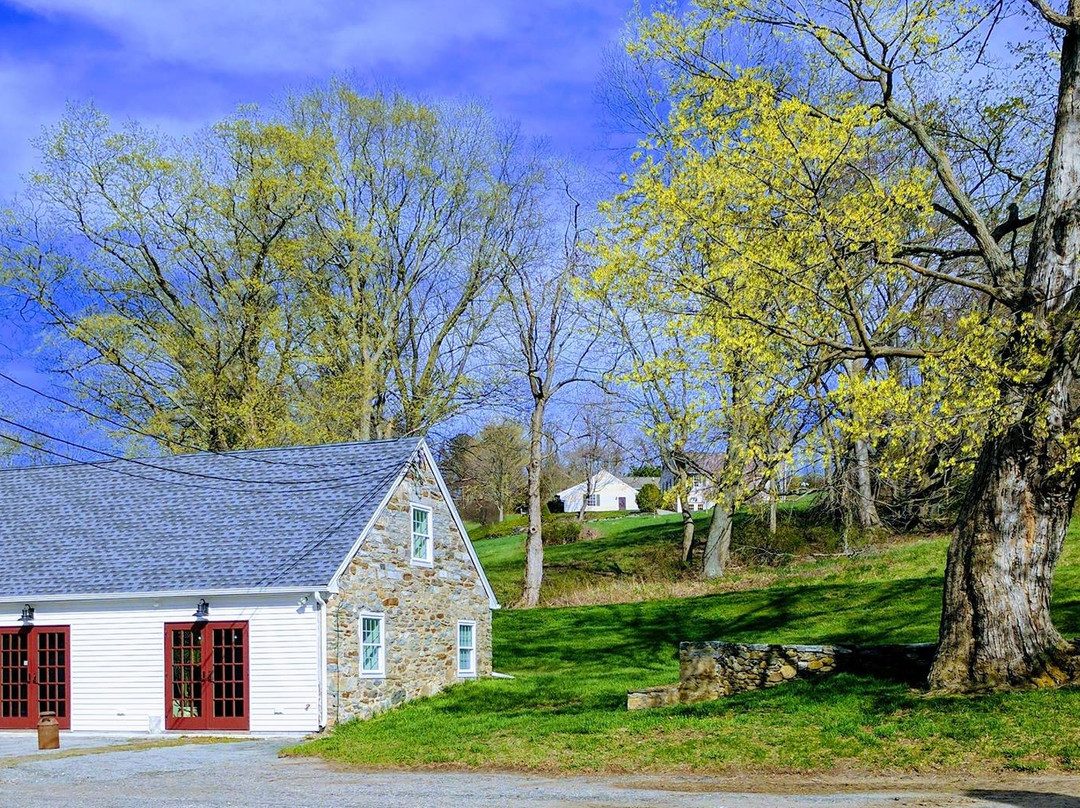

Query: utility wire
[256,454,416,588]
[0,423,413,495]
[0,414,407,488]
[0,370,321,469]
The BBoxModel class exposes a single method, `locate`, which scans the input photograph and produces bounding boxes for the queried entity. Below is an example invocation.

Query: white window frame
[585,493,599,508]
[410,504,433,566]
[457,620,477,677]
[359,612,385,678]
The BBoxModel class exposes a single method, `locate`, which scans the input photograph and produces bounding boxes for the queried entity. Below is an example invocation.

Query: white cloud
[0,59,64,191]
[8,0,517,75]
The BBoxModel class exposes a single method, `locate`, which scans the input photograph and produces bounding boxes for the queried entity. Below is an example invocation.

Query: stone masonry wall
[627,641,935,710]
[326,454,493,725]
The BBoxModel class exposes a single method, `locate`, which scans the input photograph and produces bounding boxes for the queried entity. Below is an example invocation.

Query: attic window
[411,505,433,566]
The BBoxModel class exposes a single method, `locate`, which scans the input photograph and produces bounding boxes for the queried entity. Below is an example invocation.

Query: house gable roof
[0,437,430,600]
[557,469,638,498]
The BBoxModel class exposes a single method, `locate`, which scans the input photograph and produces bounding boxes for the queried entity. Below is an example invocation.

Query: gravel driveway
[0,733,1077,807]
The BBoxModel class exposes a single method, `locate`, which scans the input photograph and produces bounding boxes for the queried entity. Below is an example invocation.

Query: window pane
[361,616,383,673]
[459,647,472,671]
[363,645,380,672]
[362,618,380,646]
[459,623,473,649]
[412,509,428,536]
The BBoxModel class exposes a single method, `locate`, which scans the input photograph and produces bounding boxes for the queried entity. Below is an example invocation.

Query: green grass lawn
[477,510,712,605]
[288,518,1080,775]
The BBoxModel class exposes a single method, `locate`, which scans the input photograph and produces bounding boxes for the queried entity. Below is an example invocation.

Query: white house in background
[659,452,726,512]
[0,437,497,734]
[556,470,660,513]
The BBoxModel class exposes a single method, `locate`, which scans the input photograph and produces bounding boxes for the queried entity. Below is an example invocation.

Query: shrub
[543,518,583,546]
[470,516,527,541]
[636,483,662,513]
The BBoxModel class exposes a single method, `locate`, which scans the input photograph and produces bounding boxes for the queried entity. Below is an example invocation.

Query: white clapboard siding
[0,593,321,733]
[560,474,641,513]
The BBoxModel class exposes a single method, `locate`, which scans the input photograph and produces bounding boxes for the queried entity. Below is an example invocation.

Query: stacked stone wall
[627,641,934,710]
[326,455,493,725]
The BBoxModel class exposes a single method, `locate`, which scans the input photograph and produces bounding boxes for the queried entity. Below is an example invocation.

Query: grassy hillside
[289,520,1080,774]
[477,508,870,606]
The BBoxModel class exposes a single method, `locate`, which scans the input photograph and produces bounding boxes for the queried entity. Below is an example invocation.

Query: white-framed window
[586,493,598,508]
[411,504,433,565]
[457,621,477,677]
[359,612,385,677]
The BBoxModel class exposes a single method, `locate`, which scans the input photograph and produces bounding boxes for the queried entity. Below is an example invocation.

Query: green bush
[469,516,527,541]
[543,518,583,546]
[635,483,662,513]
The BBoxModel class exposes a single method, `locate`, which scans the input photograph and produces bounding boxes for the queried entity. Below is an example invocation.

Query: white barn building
[0,437,497,734]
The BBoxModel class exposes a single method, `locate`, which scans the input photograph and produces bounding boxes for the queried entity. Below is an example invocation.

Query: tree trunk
[681,506,696,564]
[842,360,880,530]
[676,468,695,563]
[769,484,778,535]
[929,393,1080,690]
[931,11,1080,691]
[852,437,880,529]
[522,401,546,608]
[578,475,592,521]
[703,491,735,579]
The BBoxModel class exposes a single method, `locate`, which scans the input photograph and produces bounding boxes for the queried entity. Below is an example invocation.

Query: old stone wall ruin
[627,641,934,710]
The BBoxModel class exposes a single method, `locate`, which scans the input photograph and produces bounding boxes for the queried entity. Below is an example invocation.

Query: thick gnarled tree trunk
[930,7,1080,691]
[930,403,1080,690]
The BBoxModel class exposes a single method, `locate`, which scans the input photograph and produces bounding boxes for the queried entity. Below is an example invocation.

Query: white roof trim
[0,586,325,604]
[418,441,500,610]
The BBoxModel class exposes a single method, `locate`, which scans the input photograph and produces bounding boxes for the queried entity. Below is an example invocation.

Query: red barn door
[165,622,249,731]
[0,626,71,729]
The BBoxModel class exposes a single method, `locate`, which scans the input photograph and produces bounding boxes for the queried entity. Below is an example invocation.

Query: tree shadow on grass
[496,575,943,677]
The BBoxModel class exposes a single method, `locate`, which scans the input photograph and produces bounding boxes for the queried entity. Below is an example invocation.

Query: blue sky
[0,0,643,458]
[0,0,637,193]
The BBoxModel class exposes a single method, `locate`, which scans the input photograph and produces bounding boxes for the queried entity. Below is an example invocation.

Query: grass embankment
[478,508,869,607]
[289,517,1080,775]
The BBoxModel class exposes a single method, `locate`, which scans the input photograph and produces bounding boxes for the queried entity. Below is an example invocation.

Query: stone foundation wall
[326,454,493,725]
[628,641,934,710]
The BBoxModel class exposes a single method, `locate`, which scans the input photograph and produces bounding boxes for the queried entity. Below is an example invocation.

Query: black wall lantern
[193,599,209,620]
[20,604,34,623]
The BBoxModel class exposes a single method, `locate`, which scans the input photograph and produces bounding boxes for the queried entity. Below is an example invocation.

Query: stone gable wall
[326,454,493,725]
[627,641,935,710]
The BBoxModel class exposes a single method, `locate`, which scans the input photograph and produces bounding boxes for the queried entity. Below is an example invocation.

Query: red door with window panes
[165,622,249,731]
[0,626,71,729]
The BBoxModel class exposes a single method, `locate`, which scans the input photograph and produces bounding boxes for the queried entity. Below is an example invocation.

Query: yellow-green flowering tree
[593,225,816,578]
[604,0,1079,691]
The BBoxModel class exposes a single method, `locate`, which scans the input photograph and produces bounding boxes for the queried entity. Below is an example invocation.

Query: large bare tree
[499,169,607,606]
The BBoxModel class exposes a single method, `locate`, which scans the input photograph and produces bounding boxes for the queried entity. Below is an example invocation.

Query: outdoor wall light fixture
[20,604,34,623]
[298,596,310,608]
[194,599,210,620]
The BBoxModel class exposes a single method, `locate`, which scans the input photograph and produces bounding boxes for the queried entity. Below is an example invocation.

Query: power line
[0,431,279,493]
[0,413,404,488]
[0,370,320,468]
[256,452,417,588]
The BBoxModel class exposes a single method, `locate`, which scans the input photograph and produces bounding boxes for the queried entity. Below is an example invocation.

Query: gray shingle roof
[0,437,423,599]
